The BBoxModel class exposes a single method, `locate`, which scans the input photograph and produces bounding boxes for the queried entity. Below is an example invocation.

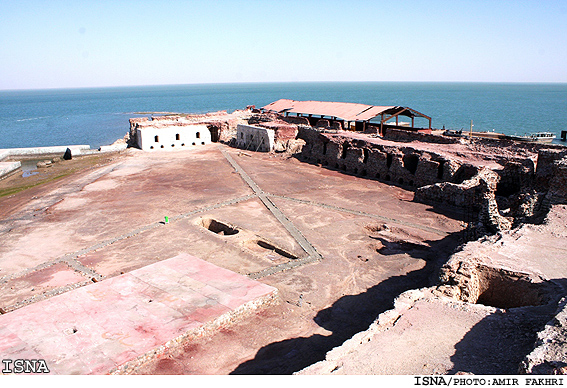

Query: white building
[132,118,211,151]
[236,124,275,152]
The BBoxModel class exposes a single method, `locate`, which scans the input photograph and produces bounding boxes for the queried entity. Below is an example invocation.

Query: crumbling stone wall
[548,157,567,204]
[383,128,461,144]
[520,297,567,374]
[222,115,566,236]
[283,116,310,126]
[537,150,567,204]
[296,126,552,235]
[236,124,275,152]
[297,127,463,188]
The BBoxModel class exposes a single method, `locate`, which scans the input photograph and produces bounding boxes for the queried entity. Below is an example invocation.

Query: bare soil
[0,145,464,374]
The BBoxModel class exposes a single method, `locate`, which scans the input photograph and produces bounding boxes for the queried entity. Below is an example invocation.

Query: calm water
[0,82,566,149]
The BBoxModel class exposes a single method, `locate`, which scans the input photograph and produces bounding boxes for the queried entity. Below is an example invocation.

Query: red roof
[262,99,398,122]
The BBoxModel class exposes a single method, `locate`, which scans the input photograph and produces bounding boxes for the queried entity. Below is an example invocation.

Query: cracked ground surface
[0,144,464,374]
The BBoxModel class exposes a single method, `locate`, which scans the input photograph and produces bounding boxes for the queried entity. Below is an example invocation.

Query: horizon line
[2,80,567,93]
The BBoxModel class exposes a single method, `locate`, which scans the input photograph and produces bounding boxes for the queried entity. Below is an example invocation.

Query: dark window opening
[341,143,349,159]
[403,154,419,175]
[154,135,159,143]
[437,161,445,180]
[176,134,180,141]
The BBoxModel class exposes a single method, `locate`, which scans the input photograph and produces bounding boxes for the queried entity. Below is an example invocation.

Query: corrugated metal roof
[262,99,296,113]
[262,99,398,122]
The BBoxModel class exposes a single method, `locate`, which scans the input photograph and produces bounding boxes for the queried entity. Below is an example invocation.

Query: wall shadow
[230,267,431,374]
[294,153,470,225]
[231,233,461,375]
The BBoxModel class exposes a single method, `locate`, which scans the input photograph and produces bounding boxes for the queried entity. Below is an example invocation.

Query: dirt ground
[0,144,464,374]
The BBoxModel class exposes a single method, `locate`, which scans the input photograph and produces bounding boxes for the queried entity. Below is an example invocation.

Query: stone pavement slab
[0,253,278,374]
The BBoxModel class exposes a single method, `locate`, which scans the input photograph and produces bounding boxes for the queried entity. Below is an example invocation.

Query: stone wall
[383,128,461,144]
[295,126,567,236]
[297,126,462,189]
[129,111,247,146]
[235,124,275,152]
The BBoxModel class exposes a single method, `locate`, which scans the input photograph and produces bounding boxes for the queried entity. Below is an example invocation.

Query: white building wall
[136,124,211,151]
[236,124,275,152]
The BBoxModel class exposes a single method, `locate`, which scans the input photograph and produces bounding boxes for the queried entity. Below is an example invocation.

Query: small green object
[165,216,169,224]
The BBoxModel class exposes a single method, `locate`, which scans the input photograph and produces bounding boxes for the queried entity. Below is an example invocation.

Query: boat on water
[443,129,557,143]
[509,132,556,143]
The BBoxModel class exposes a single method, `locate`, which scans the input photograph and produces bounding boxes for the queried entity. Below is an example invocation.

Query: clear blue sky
[1,0,566,90]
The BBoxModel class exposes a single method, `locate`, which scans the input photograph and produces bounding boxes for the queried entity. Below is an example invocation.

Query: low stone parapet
[0,161,21,179]
[0,145,91,161]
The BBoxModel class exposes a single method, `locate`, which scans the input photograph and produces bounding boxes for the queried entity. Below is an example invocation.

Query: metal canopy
[262,99,431,127]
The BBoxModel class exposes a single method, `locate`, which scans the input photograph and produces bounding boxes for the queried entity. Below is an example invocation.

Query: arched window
[154,135,159,143]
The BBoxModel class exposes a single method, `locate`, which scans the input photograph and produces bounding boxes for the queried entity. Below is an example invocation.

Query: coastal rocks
[37,160,52,168]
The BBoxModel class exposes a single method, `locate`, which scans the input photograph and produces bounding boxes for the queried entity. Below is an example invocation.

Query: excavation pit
[256,240,299,260]
[474,266,551,309]
[199,218,239,236]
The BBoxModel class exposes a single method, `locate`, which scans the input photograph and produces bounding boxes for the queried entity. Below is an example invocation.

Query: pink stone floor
[0,253,277,374]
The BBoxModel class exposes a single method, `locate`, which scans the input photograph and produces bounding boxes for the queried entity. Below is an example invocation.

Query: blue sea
[0,82,566,149]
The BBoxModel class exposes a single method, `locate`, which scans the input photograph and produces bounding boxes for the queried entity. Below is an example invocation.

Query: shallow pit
[199,218,239,236]
[256,240,299,260]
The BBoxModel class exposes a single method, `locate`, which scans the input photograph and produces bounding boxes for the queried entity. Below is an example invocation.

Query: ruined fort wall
[295,126,567,235]
[297,126,463,189]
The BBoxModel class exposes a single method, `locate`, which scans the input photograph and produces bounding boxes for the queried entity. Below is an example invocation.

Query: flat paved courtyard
[0,253,276,374]
[0,144,464,374]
